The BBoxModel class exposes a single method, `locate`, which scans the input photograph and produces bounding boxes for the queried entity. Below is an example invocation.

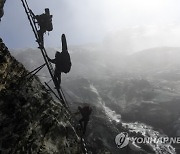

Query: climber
[75,105,92,135]
[46,34,71,89]
[47,51,62,89]
[31,8,53,47]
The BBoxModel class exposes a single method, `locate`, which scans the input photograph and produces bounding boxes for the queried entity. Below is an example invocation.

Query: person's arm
[74,106,82,116]
[29,9,36,19]
[46,55,56,64]
[74,111,80,116]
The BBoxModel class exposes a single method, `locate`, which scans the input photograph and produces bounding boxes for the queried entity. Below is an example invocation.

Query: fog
[4,1,180,153]
[1,0,180,51]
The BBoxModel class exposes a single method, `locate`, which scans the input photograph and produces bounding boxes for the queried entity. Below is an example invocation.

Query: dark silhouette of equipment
[61,34,72,73]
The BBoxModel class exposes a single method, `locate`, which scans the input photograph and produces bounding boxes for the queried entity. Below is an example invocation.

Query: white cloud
[1,0,180,49]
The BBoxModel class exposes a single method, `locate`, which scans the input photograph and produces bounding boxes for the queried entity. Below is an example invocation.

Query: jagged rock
[0,41,83,153]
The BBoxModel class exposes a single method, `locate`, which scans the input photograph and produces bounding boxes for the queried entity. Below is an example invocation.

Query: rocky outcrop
[0,41,83,153]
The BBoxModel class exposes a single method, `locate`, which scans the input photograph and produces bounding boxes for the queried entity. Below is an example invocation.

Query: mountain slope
[11,46,180,153]
[128,47,180,78]
[0,42,84,153]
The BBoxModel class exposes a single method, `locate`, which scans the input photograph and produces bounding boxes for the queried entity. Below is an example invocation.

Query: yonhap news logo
[115,132,180,149]
[115,132,129,148]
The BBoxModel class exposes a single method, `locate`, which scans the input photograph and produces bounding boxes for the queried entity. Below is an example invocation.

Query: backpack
[44,8,53,31]
[56,51,71,73]
[83,106,92,116]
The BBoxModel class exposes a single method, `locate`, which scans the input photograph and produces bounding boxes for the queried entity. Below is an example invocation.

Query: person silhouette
[47,51,62,89]
[76,106,92,135]
[46,34,71,89]
[31,8,53,47]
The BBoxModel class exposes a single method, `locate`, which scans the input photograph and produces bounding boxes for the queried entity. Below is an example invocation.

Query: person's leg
[79,118,83,129]
[54,69,59,89]
[57,72,61,88]
[83,120,88,135]
[38,30,44,48]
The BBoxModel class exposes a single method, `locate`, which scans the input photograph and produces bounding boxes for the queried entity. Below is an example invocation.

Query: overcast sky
[1,0,180,51]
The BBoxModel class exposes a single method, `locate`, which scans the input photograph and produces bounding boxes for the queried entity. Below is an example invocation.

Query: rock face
[0,42,83,153]
[0,0,5,19]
